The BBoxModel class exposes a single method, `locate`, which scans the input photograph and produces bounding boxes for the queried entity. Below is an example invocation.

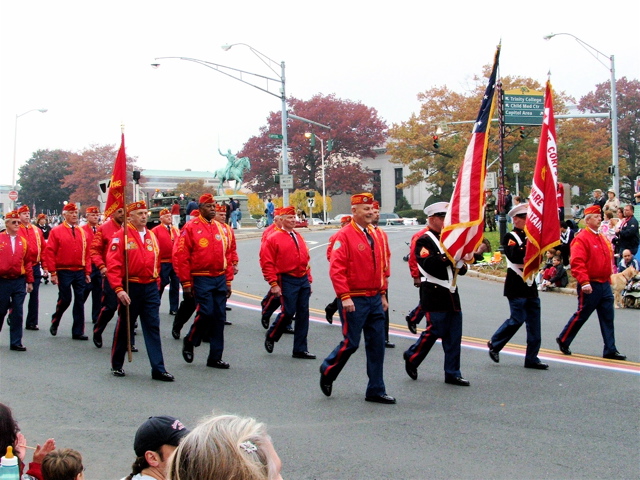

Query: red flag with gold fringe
[104,133,126,218]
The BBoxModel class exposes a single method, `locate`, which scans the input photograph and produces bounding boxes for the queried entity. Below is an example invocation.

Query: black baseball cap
[134,416,190,456]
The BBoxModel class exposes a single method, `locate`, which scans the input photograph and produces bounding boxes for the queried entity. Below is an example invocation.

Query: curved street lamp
[12,108,48,207]
[544,32,619,196]
[153,43,290,204]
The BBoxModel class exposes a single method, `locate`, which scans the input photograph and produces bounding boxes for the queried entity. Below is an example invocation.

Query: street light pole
[304,132,327,223]
[543,33,620,197]
[12,108,48,209]
[152,44,290,205]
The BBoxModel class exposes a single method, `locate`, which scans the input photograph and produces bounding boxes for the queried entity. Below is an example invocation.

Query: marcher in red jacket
[106,200,174,381]
[261,206,314,359]
[320,193,395,404]
[14,205,46,331]
[173,194,234,369]
[81,206,102,324]
[43,203,91,340]
[0,211,33,351]
[556,205,626,360]
[152,208,181,315]
[90,208,125,349]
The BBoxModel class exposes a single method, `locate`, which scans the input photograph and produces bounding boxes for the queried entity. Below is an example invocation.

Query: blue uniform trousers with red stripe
[404,310,463,379]
[111,282,166,373]
[558,281,618,356]
[186,275,227,362]
[490,297,542,364]
[9,264,41,328]
[51,270,86,336]
[0,277,27,347]
[159,262,180,312]
[266,274,310,353]
[83,264,102,323]
[321,295,387,397]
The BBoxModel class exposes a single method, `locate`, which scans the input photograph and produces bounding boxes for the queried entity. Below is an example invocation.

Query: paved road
[1,225,638,479]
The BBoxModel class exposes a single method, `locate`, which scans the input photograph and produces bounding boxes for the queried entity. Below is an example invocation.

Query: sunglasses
[433,213,447,218]
[515,214,527,219]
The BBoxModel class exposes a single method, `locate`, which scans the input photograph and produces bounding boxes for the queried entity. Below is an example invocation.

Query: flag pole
[121,124,132,363]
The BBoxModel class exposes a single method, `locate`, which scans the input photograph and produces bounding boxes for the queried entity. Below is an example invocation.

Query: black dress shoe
[225,306,232,311]
[603,352,627,361]
[406,315,417,335]
[224,321,233,325]
[404,354,418,380]
[445,376,471,386]
[111,368,125,377]
[261,315,270,329]
[152,371,175,381]
[365,394,397,404]
[488,341,499,363]
[284,326,295,334]
[524,361,549,370]
[556,337,571,355]
[182,338,194,363]
[171,324,181,340]
[385,341,395,349]
[50,324,58,336]
[72,334,89,340]
[264,337,274,353]
[93,332,102,348]
[324,305,335,324]
[130,345,139,353]
[169,310,177,315]
[206,359,230,369]
[319,368,332,397]
[10,344,27,352]
[25,325,39,331]
[292,351,316,359]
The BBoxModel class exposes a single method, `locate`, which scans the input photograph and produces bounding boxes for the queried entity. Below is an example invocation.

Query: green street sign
[503,88,544,126]
[269,133,283,140]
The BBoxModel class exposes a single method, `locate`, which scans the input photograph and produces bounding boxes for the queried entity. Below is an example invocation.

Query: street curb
[466,269,576,295]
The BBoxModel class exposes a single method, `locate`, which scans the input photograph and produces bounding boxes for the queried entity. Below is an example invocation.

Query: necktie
[71,225,76,238]
[290,232,299,250]
[364,228,374,249]
[93,227,97,234]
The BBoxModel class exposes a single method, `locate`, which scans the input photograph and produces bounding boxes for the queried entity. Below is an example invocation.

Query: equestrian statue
[215,148,251,195]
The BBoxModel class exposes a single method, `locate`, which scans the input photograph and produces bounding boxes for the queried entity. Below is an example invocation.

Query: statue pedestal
[214,194,250,228]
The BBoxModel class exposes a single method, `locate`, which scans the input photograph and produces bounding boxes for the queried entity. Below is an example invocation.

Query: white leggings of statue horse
[214,156,251,194]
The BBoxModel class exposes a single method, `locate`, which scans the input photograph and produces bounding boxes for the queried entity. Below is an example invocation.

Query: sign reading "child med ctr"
[503,88,544,126]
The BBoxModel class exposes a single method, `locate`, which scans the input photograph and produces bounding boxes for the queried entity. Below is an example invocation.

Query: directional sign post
[503,88,544,126]
[8,190,19,201]
[307,198,315,208]
[269,133,283,140]
[279,174,294,189]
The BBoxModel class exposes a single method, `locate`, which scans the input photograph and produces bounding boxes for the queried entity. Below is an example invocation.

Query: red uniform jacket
[569,228,614,287]
[106,224,160,293]
[220,222,239,267]
[260,227,311,287]
[329,221,386,301]
[172,217,234,288]
[18,223,46,269]
[372,225,391,290]
[152,223,180,263]
[90,218,122,270]
[81,223,99,251]
[43,222,91,275]
[0,232,34,282]
[408,226,429,280]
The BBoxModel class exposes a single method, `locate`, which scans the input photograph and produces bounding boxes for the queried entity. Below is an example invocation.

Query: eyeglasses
[432,213,447,218]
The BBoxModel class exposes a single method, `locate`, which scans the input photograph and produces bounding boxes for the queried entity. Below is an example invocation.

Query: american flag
[523,81,560,280]
[441,45,500,264]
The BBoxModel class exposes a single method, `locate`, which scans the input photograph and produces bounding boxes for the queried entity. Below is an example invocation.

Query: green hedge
[397,209,426,224]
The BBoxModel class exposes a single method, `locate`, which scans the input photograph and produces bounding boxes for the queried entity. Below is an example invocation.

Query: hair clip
[239,441,258,454]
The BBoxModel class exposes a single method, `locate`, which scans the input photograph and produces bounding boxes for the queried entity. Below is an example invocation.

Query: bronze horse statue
[214,155,251,194]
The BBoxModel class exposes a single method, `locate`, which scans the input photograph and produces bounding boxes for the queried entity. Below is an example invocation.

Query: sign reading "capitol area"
[503,87,544,126]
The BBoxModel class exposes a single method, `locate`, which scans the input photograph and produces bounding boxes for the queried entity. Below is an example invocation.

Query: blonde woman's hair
[167,414,276,480]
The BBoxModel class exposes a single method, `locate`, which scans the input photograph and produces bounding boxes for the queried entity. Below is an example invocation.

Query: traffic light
[305,132,316,147]
[432,135,439,149]
[306,191,316,198]
[519,126,526,139]
[327,139,334,151]
[607,165,615,174]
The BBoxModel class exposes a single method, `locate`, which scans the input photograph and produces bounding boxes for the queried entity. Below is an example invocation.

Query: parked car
[378,212,404,226]
[294,217,308,228]
[403,217,418,226]
[327,214,351,225]
[310,217,325,225]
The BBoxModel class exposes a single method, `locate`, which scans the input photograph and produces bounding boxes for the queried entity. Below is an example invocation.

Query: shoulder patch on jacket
[419,247,429,258]
[333,240,341,250]
[508,239,517,246]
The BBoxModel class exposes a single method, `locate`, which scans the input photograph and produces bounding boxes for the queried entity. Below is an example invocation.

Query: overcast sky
[1,0,638,188]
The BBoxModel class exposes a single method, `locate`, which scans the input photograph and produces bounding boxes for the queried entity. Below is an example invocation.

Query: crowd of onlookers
[1,402,283,480]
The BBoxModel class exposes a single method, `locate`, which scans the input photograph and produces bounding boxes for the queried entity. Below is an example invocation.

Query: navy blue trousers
[111,282,166,373]
[558,281,619,356]
[490,297,542,364]
[266,274,310,354]
[9,264,41,328]
[51,270,86,336]
[83,265,102,323]
[93,277,119,337]
[0,277,27,347]
[404,310,463,379]
[159,262,180,312]
[321,295,387,397]
[186,275,227,362]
